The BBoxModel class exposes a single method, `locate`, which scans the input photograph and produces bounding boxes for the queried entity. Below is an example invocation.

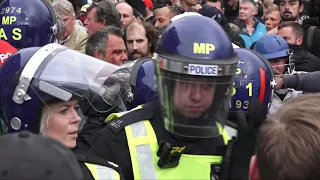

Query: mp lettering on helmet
[188,64,218,76]
[193,43,216,54]
[0,7,24,41]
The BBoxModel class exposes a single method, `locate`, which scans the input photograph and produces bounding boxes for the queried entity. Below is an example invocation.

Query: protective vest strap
[124,120,231,180]
[106,105,154,134]
[107,105,158,179]
[125,120,158,179]
[84,163,120,180]
[106,105,143,122]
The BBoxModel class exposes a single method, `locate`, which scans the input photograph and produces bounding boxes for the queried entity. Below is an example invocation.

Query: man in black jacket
[277,21,320,72]
[278,0,320,59]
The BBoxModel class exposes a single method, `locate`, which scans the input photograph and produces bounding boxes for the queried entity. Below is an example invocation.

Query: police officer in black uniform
[81,14,263,180]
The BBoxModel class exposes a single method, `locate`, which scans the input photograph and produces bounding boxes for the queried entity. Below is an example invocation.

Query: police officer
[0,43,129,180]
[229,48,275,119]
[75,57,158,154]
[226,49,275,175]
[0,0,65,49]
[83,15,256,180]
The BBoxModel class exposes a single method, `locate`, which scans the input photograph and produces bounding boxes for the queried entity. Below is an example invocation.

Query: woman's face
[44,100,80,148]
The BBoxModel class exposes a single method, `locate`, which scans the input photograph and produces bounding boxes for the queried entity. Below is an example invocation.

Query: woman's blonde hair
[39,105,56,135]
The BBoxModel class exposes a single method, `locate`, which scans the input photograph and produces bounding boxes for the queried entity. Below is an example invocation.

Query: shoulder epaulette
[106,107,154,134]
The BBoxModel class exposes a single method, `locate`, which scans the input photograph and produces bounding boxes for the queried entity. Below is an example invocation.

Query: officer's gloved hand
[227,98,267,180]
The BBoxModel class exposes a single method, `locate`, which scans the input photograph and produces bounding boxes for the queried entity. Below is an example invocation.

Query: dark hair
[278,21,304,38]
[206,0,225,9]
[87,1,122,28]
[85,26,124,56]
[257,2,264,16]
[167,5,185,15]
[133,8,145,21]
[143,21,159,54]
[278,0,303,6]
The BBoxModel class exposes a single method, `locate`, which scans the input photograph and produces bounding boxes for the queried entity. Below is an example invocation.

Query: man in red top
[0,40,17,67]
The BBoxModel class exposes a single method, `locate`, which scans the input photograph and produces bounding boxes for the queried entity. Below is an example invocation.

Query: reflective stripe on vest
[84,163,120,180]
[126,121,158,179]
[105,105,143,122]
[106,106,231,180]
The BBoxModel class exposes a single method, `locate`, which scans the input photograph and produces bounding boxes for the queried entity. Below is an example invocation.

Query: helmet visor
[157,70,235,138]
[33,49,131,112]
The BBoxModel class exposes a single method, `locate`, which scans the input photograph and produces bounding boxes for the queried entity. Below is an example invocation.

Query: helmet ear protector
[129,58,153,87]
[40,0,66,40]
[125,57,154,103]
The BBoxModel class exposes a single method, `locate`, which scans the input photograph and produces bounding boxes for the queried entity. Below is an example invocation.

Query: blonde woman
[0,44,128,180]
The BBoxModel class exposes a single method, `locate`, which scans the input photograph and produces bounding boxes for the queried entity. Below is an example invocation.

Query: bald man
[116,2,136,28]
[155,6,181,29]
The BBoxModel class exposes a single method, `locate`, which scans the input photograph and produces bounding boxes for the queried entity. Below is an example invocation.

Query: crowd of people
[0,0,320,179]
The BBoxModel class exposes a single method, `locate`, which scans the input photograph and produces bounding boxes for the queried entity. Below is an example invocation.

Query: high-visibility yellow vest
[106,106,230,180]
[84,163,121,180]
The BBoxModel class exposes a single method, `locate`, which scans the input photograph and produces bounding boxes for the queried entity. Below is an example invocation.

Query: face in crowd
[239,1,256,22]
[41,100,80,148]
[279,0,303,21]
[264,10,281,31]
[126,22,150,60]
[116,2,136,29]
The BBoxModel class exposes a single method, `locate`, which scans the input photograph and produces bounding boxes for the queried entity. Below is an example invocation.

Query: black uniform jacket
[291,45,320,72]
[85,100,227,180]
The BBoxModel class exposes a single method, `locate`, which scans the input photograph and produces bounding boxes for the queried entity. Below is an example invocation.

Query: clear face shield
[13,44,131,113]
[119,60,137,71]
[154,54,238,138]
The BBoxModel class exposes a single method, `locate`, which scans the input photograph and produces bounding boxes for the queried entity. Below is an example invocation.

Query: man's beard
[128,50,148,60]
[282,16,298,21]
[156,26,167,36]
[281,12,299,21]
